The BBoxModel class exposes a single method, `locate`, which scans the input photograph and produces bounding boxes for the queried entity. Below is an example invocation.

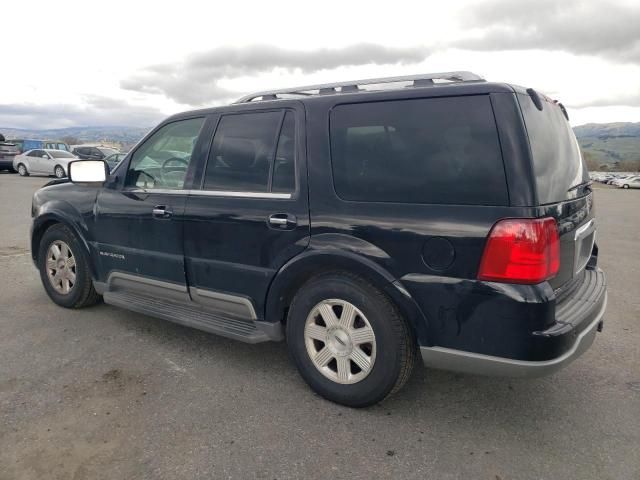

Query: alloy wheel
[304,299,376,384]
[46,240,77,295]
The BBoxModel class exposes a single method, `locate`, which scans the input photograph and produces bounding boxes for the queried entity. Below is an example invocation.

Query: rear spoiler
[526,87,570,121]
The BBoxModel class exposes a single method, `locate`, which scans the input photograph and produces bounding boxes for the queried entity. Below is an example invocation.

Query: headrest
[221,137,255,170]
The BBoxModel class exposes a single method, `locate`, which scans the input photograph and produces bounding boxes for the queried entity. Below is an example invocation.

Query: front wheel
[286,272,416,407]
[623,184,629,189]
[54,165,65,178]
[17,163,29,176]
[38,224,101,308]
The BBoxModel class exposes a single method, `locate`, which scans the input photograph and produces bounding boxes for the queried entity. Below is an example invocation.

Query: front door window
[125,117,205,190]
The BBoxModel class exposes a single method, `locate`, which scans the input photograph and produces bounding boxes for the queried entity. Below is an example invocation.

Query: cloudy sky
[1,0,639,129]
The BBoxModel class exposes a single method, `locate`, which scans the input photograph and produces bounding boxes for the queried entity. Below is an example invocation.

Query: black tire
[54,165,65,178]
[623,184,629,189]
[17,163,29,176]
[38,224,101,308]
[286,272,416,408]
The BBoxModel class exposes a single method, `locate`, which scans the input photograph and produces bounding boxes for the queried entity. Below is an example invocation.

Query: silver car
[620,176,640,189]
[13,149,78,178]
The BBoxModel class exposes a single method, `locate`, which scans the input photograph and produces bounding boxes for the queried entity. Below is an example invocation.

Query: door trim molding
[125,188,291,199]
[104,271,259,321]
[189,287,257,320]
[107,271,188,292]
[106,271,190,303]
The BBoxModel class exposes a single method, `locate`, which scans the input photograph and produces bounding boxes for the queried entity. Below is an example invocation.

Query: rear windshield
[518,93,589,204]
[330,95,508,205]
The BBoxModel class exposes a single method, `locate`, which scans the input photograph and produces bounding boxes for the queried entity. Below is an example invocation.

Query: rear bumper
[420,291,606,377]
[0,158,15,169]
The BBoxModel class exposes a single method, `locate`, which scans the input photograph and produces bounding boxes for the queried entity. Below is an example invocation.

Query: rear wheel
[54,165,65,178]
[38,224,100,308]
[17,164,28,176]
[286,272,416,407]
[623,184,629,189]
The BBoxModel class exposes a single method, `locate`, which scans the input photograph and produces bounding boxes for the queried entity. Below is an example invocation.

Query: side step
[104,290,272,343]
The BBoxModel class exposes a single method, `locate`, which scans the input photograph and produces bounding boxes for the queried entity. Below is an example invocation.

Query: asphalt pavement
[1,172,638,480]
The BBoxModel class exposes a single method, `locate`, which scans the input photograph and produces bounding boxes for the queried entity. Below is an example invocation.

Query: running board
[103,290,275,343]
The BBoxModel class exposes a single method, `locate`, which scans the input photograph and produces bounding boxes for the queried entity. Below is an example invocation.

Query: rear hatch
[0,142,19,159]
[517,92,595,290]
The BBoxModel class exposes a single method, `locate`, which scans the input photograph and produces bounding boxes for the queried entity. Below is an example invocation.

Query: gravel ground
[0,172,639,480]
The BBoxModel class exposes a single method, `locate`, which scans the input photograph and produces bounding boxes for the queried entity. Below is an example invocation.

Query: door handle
[152,205,173,219]
[268,213,297,229]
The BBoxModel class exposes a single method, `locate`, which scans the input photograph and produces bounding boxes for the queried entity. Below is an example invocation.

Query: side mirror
[42,154,48,159]
[68,160,108,185]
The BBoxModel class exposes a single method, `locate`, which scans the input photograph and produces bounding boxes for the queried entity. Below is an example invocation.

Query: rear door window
[330,95,508,205]
[517,93,589,204]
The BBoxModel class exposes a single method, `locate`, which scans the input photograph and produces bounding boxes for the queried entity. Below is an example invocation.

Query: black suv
[72,145,119,160]
[30,72,607,407]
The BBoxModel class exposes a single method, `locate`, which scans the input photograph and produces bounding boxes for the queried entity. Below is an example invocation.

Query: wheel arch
[264,249,430,344]
[31,209,97,279]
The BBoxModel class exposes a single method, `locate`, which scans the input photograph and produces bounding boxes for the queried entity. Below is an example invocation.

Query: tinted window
[28,150,43,157]
[49,150,75,158]
[125,117,204,190]
[518,94,589,204]
[272,111,296,193]
[330,96,508,205]
[90,148,104,158]
[204,111,283,192]
[98,147,118,157]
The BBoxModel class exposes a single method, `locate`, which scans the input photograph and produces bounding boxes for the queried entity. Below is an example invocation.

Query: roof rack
[234,71,485,103]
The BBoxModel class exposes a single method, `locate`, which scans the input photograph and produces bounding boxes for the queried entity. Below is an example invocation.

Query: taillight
[478,217,560,284]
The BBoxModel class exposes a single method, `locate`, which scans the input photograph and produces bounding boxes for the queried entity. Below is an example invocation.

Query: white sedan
[13,149,78,178]
[619,176,640,189]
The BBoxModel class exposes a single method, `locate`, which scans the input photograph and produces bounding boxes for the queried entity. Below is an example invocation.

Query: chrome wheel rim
[304,299,376,385]
[18,165,26,175]
[46,240,76,294]
[55,167,64,178]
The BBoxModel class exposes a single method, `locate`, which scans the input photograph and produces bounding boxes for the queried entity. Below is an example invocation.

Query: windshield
[49,150,76,158]
[518,93,589,204]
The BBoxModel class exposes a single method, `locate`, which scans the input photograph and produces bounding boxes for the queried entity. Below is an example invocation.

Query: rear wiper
[567,180,592,192]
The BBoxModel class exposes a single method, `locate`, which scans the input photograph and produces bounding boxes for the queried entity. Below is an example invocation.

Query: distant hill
[1,122,638,170]
[574,122,640,169]
[0,126,150,149]
[574,122,640,138]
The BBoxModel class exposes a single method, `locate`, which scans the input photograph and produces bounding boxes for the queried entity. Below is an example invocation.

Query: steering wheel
[160,157,189,186]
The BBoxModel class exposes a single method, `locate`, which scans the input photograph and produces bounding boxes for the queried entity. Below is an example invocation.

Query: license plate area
[574,219,596,275]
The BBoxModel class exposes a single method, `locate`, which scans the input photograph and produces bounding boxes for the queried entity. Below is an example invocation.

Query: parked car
[30,72,607,407]
[43,141,71,152]
[72,145,119,160]
[612,175,640,187]
[0,141,19,172]
[14,149,78,178]
[104,152,127,172]
[619,176,640,189]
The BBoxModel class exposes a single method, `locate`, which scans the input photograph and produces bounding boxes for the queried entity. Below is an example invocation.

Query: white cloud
[0,0,639,128]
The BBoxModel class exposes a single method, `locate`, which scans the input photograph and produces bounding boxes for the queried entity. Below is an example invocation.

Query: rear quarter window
[330,95,508,205]
[517,93,589,204]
